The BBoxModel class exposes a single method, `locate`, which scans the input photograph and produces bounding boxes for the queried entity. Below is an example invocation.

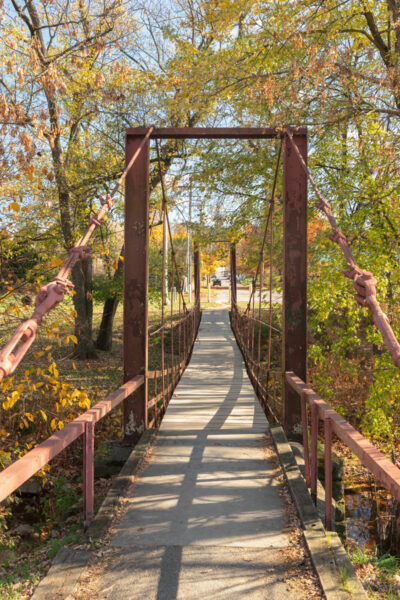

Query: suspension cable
[266,185,275,383]
[245,139,282,314]
[286,128,400,370]
[0,126,155,381]
[155,139,188,314]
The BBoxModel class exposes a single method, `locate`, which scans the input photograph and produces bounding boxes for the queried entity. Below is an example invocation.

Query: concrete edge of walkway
[269,423,368,600]
[31,428,158,600]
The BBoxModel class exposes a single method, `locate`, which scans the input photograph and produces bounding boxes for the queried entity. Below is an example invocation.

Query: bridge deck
[77,310,301,599]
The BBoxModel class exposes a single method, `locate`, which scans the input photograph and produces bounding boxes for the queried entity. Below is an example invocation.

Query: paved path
[84,310,296,599]
[213,287,282,305]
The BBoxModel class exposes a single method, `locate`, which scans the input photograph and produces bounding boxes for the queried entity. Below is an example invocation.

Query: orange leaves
[19,130,33,151]
[9,201,20,212]
[308,216,326,242]
[17,67,24,86]
[94,72,105,88]
[0,93,8,118]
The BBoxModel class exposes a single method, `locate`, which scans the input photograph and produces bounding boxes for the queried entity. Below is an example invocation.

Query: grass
[347,543,400,599]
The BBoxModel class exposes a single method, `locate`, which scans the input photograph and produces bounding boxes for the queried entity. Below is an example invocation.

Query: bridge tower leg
[283,131,307,441]
[194,247,200,308]
[230,244,237,308]
[123,134,149,444]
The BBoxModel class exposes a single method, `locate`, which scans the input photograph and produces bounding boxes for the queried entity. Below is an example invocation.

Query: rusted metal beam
[283,132,307,440]
[123,134,150,444]
[126,127,307,139]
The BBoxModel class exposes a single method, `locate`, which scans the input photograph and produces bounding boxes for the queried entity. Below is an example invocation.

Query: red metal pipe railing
[147,304,201,427]
[231,306,282,420]
[0,302,201,527]
[0,375,143,526]
[0,128,204,535]
[285,371,400,530]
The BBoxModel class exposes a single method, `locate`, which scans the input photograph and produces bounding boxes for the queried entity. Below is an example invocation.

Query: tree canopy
[2,0,400,450]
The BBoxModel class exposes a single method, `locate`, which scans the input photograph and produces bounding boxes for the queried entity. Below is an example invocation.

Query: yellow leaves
[3,390,20,410]
[9,201,20,212]
[48,362,59,379]
[34,351,45,359]
[50,417,64,431]
[49,257,63,268]
[78,392,90,410]
[40,409,47,422]
[25,412,34,422]
[150,225,163,244]
[69,335,78,344]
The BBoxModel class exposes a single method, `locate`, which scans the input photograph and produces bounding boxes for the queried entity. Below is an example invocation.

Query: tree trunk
[95,247,124,351]
[71,258,97,359]
[96,295,119,351]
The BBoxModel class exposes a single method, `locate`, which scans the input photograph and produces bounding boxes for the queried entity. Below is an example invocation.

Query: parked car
[212,278,221,287]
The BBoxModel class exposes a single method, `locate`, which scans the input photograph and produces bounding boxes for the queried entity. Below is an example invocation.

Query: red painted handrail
[0,375,144,523]
[285,371,400,530]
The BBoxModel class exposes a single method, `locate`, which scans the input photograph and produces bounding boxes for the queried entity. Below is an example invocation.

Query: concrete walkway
[86,310,297,599]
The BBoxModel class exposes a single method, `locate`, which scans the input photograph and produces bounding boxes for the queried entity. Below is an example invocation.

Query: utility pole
[163,201,170,305]
[187,183,192,303]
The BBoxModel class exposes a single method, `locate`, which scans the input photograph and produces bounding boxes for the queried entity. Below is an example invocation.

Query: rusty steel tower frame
[123,128,307,443]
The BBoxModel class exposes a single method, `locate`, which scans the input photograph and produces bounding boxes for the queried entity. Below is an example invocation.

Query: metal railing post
[311,403,318,505]
[83,421,94,528]
[301,392,311,486]
[324,418,333,530]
